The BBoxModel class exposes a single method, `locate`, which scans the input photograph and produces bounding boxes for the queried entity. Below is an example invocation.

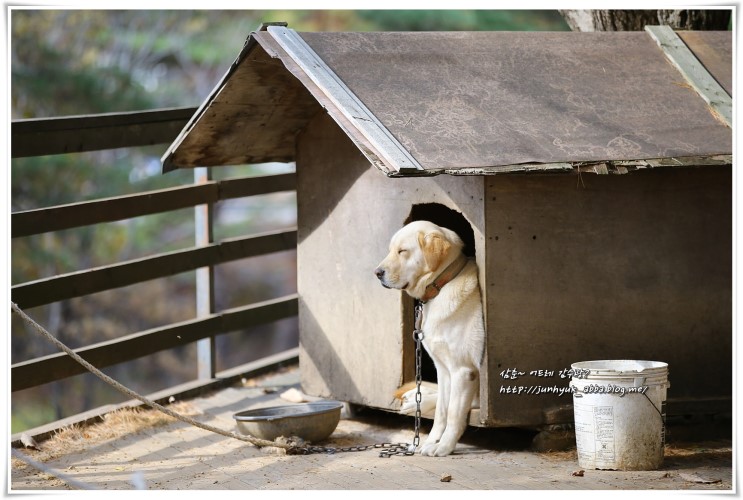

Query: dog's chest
[421,330,450,356]
[418,269,481,365]
[420,309,460,359]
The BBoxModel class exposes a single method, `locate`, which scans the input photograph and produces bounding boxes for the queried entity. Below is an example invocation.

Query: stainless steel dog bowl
[233,401,343,443]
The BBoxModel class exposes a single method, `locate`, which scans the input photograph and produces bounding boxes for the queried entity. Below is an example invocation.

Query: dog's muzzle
[374,268,408,290]
[374,267,391,288]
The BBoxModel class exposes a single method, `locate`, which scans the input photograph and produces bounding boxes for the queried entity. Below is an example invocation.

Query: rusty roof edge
[160,22,288,173]
[386,155,732,178]
[265,26,425,175]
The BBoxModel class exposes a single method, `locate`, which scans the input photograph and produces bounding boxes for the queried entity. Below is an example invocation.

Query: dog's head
[374,220,464,298]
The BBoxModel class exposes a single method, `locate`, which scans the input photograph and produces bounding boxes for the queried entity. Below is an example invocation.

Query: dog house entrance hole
[404,204,476,384]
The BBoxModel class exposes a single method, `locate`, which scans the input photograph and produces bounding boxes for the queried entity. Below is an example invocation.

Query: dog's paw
[399,396,437,416]
[419,435,440,456]
[396,385,438,416]
[420,442,439,456]
[420,440,455,457]
[421,436,457,457]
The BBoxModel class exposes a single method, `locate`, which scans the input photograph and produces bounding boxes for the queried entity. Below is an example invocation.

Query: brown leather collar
[420,254,469,303]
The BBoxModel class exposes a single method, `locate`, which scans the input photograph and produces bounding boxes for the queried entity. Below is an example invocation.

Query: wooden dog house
[162,24,732,429]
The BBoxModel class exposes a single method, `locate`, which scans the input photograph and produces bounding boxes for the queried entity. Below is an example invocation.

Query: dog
[375,220,485,456]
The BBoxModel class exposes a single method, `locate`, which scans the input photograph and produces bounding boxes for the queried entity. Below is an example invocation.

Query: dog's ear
[418,230,451,272]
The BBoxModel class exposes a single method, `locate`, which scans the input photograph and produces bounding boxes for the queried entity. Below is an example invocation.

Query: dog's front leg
[420,361,450,456]
[425,366,478,457]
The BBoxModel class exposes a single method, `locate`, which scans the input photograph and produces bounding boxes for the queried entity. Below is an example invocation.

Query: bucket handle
[643,392,665,422]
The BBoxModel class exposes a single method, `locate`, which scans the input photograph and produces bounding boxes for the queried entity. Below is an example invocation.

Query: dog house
[161,24,732,429]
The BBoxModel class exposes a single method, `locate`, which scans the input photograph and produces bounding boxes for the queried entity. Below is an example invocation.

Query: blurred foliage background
[10,9,569,433]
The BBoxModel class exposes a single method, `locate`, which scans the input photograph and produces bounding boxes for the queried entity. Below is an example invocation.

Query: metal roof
[162,26,731,176]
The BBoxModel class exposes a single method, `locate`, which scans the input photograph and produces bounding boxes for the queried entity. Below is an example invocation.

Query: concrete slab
[10,367,733,491]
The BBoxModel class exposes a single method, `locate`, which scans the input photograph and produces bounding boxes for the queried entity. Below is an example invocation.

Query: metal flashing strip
[389,155,732,177]
[645,25,732,127]
[267,26,424,174]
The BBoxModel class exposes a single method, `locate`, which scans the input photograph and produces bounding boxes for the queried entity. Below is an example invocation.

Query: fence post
[194,166,216,379]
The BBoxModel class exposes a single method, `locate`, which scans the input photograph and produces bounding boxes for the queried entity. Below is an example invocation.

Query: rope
[10,302,292,451]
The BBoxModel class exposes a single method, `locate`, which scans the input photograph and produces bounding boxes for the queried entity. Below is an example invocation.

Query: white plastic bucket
[570,360,669,471]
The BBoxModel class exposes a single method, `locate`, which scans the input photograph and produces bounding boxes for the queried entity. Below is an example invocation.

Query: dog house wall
[296,112,732,428]
[483,168,731,427]
[161,26,733,428]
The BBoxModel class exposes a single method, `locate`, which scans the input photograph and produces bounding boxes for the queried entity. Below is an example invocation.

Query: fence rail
[12,295,298,392]
[11,107,197,157]
[11,107,299,401]
[11,173,296,238]
[12,229,297,309]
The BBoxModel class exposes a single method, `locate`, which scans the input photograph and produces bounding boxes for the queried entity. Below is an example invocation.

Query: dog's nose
[374,267,385,280]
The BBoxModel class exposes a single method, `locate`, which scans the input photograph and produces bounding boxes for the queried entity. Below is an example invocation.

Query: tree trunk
[559,10,730,31]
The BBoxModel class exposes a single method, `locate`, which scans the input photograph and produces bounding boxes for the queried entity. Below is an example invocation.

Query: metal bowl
[233,401,343,443]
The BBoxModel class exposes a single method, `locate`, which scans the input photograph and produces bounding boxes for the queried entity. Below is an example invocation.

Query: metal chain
[287,442,413,456]
[293,301,425,458]
[412,300,424,450]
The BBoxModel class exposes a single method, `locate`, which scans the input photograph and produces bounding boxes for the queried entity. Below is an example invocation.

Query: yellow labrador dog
[375,220,485,456]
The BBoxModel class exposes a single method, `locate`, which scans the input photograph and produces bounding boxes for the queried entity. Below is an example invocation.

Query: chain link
[288,442,415,457]
[290,301,425,458]
[413,300,424,450]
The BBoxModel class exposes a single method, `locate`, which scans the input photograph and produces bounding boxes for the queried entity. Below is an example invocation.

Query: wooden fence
[11,107,299,439]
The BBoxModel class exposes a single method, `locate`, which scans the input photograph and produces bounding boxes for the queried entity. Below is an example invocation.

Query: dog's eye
[398,249,407,255]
